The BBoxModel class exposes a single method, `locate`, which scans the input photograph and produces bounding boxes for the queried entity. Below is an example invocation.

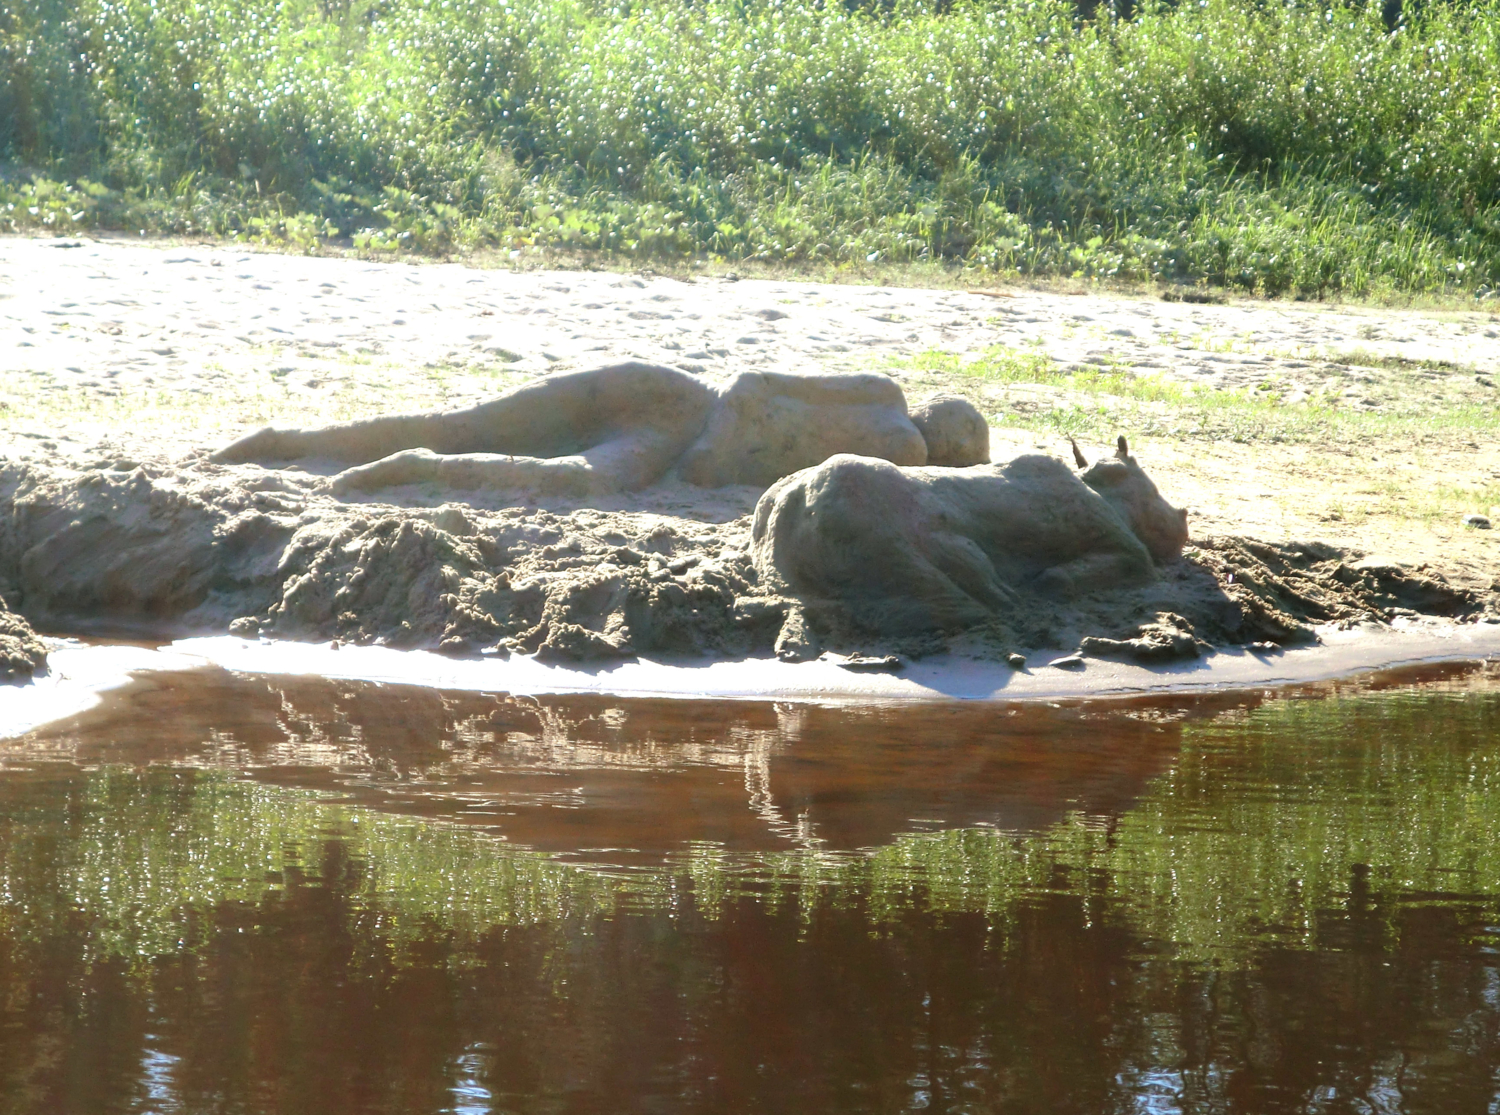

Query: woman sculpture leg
[212,362,717,494]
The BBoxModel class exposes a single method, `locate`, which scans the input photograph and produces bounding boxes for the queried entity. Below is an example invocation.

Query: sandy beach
[6,235,1500,433]
[3,234,1497,727]
[4,234,1497,570]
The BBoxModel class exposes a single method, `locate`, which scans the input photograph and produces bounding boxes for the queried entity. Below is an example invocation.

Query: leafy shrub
[2,0,1497,294]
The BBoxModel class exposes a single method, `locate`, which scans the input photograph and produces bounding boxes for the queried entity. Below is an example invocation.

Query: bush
[2,0,1497,295]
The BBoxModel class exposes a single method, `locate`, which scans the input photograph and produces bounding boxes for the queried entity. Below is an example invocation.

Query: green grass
[3,0,1500,297]
[894,344,1500,444]
[1317,347,1467,374]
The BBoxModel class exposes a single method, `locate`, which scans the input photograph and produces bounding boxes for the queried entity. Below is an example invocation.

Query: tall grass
[3,0,1498,295]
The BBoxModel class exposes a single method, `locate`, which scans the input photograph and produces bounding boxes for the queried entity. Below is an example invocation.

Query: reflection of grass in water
[896,345,1500,447]
[859,686,1500,959]
[0,770,637,967]
[1098,688,1500,959]
[1,686,1497,969]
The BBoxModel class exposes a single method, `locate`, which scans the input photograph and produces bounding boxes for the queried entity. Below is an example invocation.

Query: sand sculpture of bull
[750,436,1189,633]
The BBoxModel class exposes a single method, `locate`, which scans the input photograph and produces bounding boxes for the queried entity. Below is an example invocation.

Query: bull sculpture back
[750,436,1189,634]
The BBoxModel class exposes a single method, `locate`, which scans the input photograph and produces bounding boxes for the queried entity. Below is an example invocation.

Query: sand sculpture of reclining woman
[213,361,992,495]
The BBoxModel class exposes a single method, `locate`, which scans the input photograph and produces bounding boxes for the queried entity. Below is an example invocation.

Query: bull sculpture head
[1070,436,1189,563]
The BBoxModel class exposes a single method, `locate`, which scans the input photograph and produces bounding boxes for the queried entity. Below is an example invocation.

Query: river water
[1,662,1498,1113]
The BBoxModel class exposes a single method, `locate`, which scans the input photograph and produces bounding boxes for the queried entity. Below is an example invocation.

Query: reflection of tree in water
[0,675,1497,1110]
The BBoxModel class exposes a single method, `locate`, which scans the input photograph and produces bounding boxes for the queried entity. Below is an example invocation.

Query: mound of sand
[0,597,46,681]
[1,452,1490,667]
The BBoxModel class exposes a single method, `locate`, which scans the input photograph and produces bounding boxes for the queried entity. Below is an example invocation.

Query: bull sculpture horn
[1116,435,1130,460]
[1069,438,1089,469]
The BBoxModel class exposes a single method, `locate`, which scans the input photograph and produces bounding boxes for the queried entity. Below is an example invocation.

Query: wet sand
[6,620,1500,742]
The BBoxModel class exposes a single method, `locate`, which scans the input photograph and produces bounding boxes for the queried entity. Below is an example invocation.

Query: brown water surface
[2,662,1499,1113]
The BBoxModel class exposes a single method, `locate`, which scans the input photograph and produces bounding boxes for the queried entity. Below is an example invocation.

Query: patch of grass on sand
[896,347,1500,446]
[1363,477,1500,526]
[1317,349,1469,375]
[0,384,357,434]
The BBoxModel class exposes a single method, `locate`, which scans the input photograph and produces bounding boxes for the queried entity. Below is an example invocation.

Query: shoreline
[6,621,1499,742]
[3,237,1495,732]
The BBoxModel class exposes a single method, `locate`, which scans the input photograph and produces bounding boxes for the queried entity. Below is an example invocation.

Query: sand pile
[1,454,1490,667]
[0,457,759,660]
[0,597,46,680]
